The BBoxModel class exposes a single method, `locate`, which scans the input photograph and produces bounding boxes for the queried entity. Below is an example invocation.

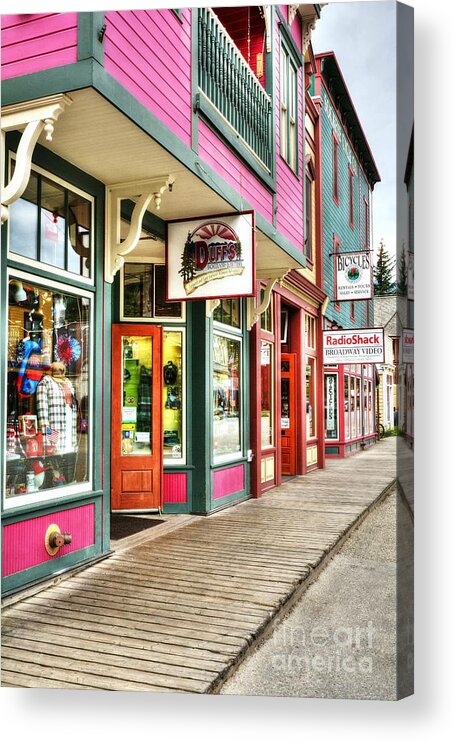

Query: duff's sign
[334,251,373,301]
[166,212,255,301]
[323,328,385,364]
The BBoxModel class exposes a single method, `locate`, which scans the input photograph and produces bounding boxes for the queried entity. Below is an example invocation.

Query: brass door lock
[45,524,72,555]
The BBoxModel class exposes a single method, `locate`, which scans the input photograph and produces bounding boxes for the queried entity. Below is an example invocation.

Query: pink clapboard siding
[213,465,245,500]
[198,121,273,223]
[290,11,303,52]
[104,9,192,146]
[2,503,96,577]
[163,472,188,504]
[275,17,304,249]
[1,13,78,80]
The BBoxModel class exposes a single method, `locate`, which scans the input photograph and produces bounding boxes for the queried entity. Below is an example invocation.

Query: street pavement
[220,486,414,700]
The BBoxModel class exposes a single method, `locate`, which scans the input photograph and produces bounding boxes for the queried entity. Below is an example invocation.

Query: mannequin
[36,361,77,455]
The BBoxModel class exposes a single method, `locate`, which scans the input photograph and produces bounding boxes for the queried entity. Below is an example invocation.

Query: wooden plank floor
[1,439,398,692]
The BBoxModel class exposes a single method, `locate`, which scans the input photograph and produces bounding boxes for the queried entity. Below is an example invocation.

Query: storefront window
[344,375,350,439]
[9,164,92,280]
[213,298,241,329]
[122,262,182,320]
[260,289,273,333]
[306,357,316,438]
[350,376,356,437]
[325,373,338,440]
[260,341,273,448]
[356,377,361,435]
[213,334,242,459]
[5,274,92,504]
[163,330,184,461]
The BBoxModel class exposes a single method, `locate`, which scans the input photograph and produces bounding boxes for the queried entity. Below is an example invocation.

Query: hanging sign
[325,374,336,432]
[323,328,385,364]
[166,212,255,301]
[402,328,414,364]
[334,251,373,301]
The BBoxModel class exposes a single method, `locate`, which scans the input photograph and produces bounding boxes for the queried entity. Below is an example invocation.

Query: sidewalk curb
[208,477,398,694]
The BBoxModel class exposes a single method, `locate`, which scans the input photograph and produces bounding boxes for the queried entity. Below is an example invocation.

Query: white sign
[325,374,336,431]
[334,251,372,301]
[166,212,255,301]
[281,418,290,429]
[122,407,137,423]
[323,328,385,364]
[402,329,414,364]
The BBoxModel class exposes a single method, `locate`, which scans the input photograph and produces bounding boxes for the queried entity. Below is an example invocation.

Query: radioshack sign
[323,328,385,364]
[402,329,414,364]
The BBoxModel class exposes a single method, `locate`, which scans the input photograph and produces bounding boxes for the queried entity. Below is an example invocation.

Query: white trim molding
[1,94,72,224]
[105,175,175,283]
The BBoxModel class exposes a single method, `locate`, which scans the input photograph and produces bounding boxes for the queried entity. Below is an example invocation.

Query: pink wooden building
[1,5,326,595]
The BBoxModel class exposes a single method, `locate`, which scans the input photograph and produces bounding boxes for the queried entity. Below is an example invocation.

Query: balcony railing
[197,7,273,173]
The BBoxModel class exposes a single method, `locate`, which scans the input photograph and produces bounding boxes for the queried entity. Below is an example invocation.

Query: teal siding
[320,85,374,329]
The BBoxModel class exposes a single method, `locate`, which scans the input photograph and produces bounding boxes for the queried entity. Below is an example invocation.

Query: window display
[162,331,184,461]
[5,276,91,501]
[213,334,242,459]
[306,357,316,438]
[260,341,273,448]
[325,372,338,440]
[121,336,153,456]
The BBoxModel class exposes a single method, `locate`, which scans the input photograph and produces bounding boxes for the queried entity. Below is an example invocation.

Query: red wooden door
[281,353,296,476]
[111,324,163,511]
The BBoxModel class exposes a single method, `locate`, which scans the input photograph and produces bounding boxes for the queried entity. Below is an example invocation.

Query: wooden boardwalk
[1,439,398,692]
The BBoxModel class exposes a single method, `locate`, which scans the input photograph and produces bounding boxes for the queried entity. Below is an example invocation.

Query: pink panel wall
[1,13,78,80]
[104,9,192,146]
[275,16,305,249]
[198,121,273,223]
[163,472,187,504]
[290,12,303,52]
[2,503,95,577]
[213,465,245,500]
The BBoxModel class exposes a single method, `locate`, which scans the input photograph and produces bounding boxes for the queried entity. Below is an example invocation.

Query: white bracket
[105,175,175,283]
[247,268,290,330]
[206,299,221,318]
[260,6,272,53]
[1,94,72,224]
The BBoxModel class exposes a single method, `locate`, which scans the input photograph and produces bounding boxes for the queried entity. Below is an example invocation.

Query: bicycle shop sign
[166,212,255,301]
[334,250,373,301]
[323,328,385,364]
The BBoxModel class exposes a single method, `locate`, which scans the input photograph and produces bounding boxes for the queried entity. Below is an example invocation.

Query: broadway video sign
[323,328,385,364]
[166,212,255,301]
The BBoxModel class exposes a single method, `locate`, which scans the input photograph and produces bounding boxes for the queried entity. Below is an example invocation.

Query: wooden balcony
[197,7,273,173]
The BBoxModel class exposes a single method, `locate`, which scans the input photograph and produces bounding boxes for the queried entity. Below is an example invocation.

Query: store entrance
[111,324,163,511]
[280,353,297,476]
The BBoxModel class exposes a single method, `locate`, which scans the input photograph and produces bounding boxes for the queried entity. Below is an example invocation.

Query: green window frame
[280,42,298,173]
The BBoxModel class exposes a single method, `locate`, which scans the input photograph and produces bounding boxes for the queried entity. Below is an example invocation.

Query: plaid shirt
[36,375,77,451]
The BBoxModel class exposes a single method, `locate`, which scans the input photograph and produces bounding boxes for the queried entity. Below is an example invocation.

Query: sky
[311,1,412,269]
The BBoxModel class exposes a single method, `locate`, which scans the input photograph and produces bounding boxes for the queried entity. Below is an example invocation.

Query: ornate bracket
[206,299,221,318]
[1,94,72,224]
[247,268,290,330]
[260,6,272,53]
[288,5,300,26]
[105,175,175,283]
